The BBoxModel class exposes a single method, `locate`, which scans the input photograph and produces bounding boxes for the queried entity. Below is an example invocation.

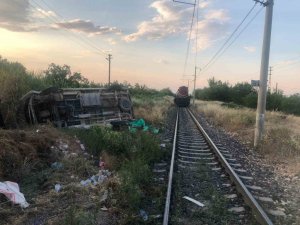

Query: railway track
[163,107,274,225]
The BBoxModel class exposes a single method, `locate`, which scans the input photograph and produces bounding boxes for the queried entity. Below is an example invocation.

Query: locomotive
[174,86,190,107]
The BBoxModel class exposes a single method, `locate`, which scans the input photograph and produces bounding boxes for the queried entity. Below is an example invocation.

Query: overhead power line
[30,0,107,56]
[273,60,300,71]
[182,0,197,77]
[272,55,300,68]
[201,3,258,72]
[194,0,199,67]
[202,6,264,72]
[173,0,196,6]
[38,0,108,56]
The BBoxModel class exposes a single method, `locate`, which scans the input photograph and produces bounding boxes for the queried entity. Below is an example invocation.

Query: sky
[0,0,299,95]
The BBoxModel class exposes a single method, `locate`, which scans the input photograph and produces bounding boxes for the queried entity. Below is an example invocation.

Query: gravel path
[194,109,300,225]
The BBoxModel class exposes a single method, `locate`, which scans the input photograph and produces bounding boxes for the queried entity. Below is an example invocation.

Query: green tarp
[129,119,159,134]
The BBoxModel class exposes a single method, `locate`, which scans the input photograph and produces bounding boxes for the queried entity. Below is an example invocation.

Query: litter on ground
[54,184,62,192]
[129,119,159,134]
[80,170,111,186]
[0,181,29,208]
[183,196,205,207]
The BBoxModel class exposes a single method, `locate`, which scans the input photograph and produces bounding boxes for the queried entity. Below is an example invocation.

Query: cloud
[107,38,117,45]
[124,0,230,51]
[124,0,192,42]
[192,9,230,51]
[53,19,121,36]
[0,0,33,31]
[0,0,120,36]
[33,8,57,19]
[275,59,300,67]
[244,46,256,53]
[154,58,170,65]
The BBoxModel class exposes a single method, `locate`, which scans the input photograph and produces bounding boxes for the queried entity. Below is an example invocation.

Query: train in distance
[174,86,191,107]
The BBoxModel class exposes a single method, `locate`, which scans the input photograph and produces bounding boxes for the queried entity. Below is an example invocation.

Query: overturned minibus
[18,87,134,128]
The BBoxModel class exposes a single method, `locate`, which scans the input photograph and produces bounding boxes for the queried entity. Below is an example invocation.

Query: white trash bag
[0,181,29,208]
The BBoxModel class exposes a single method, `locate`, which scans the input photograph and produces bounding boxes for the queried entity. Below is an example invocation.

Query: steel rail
[187,108,274,225]
[163,109,179,225]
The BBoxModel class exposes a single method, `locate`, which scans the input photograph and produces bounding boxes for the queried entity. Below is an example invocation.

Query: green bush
[195,77,300,116]
[63,208,97,225]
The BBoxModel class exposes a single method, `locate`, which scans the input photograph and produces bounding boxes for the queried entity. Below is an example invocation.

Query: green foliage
[195,77,300,115]
[231,82,254,105]
[63,208,97,225]
[129,83,173,98]
[0,57,174,127]
[281,93,300,115]
[0,57,34,124]
[44,63,89,88]
[159,87,174,96]
[117,159,151,210]
[69,126,165,216]
[70,126,163,163]
[266,90,284,111]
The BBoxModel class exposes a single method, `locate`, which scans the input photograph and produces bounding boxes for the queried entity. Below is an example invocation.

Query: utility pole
[254,0,274,147]
[193,66,197,106]
[106,54,112,86]
[268,66,272,92]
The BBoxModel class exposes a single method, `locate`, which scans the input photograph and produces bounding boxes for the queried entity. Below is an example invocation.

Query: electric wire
[273,61,300,72]
[201,3,258,72]
[194,0,199,69]
[182,0,197,77]
[272,56,300,68]
[202,6,264,73]
[30,0,107,56]
[38,0,108,55]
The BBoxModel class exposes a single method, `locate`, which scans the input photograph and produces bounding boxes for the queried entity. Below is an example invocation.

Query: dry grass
[0,126,113,225]
[133,96,173,125]
[195,100,300,176]
[0,125,62,180]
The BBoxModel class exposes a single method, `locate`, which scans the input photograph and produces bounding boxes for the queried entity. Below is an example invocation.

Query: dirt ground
[0,126,113,225]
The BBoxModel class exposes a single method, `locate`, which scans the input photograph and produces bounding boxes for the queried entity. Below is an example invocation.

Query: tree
[159,88,173,96]
[231,83,254,105]
[44,63,89,88]
[206,77,232,102]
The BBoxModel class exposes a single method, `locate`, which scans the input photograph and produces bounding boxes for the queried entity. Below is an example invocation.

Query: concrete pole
[254,0,274,147]
[193,66,197,106]
[268,66,272,92]
[106,54,112,86]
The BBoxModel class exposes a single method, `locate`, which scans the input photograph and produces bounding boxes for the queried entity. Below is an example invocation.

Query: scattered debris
[80,179,92,187]
[139,209,148,221]
[150,214,162,219]
[54,184,62,192]
[0,181,29,208]
[80,144,85,151]
[160,143,166,148]
[182,196,205,207]
[129,119,159,134]
[100,206,108,211]
[51,162,64,170]
[100,190,108,203]
[224,194,238,199]
[58,142,69,151]
[80,170,111,187]
[99,157,105,170]
[228,207,245,213]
